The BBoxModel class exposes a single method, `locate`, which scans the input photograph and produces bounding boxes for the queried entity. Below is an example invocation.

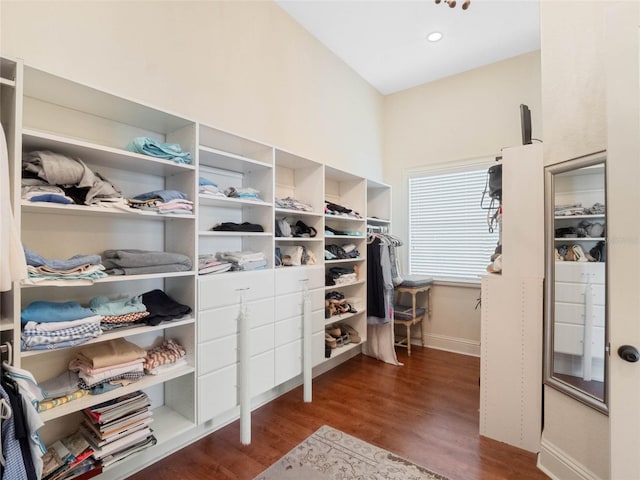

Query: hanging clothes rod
[1,342,12,366]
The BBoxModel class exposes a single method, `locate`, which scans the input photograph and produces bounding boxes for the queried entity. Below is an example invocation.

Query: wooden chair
[393,276,433,356]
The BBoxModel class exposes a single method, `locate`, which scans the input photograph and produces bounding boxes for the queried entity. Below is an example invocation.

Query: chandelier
[435,0,471,9]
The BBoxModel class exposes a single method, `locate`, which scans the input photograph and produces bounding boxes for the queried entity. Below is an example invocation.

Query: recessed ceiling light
[427,31,443,42]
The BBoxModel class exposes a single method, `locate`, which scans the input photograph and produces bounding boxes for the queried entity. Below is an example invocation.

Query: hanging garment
[0,125,28,291]
[366,238,386,319]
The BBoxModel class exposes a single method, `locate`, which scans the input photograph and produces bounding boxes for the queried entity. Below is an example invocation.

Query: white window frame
[406,157,499,283]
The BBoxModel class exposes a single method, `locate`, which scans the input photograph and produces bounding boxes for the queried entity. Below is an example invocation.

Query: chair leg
[406,323,412,356]
[420,319,425,347]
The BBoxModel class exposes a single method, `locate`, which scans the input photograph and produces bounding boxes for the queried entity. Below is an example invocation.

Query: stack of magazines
[80,391,157,469]
[41,431,100,480]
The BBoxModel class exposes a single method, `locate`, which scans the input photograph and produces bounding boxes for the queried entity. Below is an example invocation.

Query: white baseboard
[537,438,604,480]
[421,333,480,357]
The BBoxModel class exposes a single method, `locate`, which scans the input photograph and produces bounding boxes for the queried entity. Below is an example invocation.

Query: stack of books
[79,390,157,469]
[42,431,100,480]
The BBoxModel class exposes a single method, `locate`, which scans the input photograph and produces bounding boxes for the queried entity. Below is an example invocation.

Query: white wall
[538,2,609,479]
[383,51,542,354]
[0,0,384,180]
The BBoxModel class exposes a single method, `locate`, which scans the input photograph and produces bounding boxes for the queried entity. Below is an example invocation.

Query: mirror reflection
[545,153,607,413]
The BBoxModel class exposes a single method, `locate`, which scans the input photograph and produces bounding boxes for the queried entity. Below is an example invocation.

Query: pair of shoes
[326,326,341,337]
[325,332,337,349]
[339,323,361,343]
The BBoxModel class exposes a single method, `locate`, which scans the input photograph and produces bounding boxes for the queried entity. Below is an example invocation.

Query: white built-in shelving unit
[0,56,392,479]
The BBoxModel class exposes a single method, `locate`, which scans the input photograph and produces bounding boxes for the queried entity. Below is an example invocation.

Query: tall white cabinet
[0,57,393,478]
[480,143,544,453]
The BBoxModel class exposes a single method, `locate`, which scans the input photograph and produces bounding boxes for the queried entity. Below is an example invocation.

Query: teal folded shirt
[21,301,95,325]
[89,295,147,316]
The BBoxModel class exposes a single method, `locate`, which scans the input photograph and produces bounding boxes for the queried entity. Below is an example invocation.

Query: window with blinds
[408,166,499,281]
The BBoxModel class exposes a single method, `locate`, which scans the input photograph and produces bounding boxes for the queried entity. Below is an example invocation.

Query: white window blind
[408,167,499,281]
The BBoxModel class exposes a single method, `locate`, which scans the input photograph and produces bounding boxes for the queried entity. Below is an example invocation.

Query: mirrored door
[544,151,608,413]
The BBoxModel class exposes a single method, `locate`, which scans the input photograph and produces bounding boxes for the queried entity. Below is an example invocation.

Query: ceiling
[276,0,541,95]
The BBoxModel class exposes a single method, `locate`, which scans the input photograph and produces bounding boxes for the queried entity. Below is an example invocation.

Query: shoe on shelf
[339,324,361,343]
[325,332,337,349]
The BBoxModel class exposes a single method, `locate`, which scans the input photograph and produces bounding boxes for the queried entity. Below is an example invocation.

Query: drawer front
[275,266,324,295]
[275,289,324,321]
[555,302,605,327]
[275,339,302,386]
[199,270,274,310]
[275,316,302,348]
[555,262,605,284]
[198,335,237,375]
[554,323,584,356]
[252,350,275,396]
[199,298,274,343]
[554,324,605,359]
[555,283,605,305]
[198,324,274,376]
[312,331,325,367]
[198,364,237,423]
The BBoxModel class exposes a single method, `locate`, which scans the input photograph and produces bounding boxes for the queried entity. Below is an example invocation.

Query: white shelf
[324,215,365,223]
[0,77,15,87]
[274,208,322,218]
[0,320,13,332]
[199,231,271,237]
[21,201,195,220]
[555,214,605,220]
[324,258,364,264]
[323,341,362,362]
[148,405,195,443]
[199,145,271,173]
[20,271,196,288]
[39,365,195,422]
[22,129,195,176]
[198,194,272,209]
[366,217,390,225]
[324,279,365,290]
[555,237,605,242]
[275,237,323,242]
[21,318,195,358]
[324,235,365,240]
[325,310,362,325]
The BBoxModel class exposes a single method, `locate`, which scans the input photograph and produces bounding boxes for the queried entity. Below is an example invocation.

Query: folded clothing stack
[127,189,193,215]
[89,295,149,331]
[325,266,358,286]
[70,338,147,393]
[23,248,108,286]
[275,196,313,212]
[198,253,233,275]
[101,249,192,276]
[20,300,103,351]
[143,339,187,375]
[325,200,361,219]
[216,250,267,271]
[324,243,360,260]
[22,150,123,206]
[126,137,192,164]
[224,186,263,201]
[199,176,226,198]
[211,221,264,232]
[140,289,192,326]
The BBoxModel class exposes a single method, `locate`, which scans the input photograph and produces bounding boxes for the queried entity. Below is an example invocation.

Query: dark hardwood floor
[130,347,549,480]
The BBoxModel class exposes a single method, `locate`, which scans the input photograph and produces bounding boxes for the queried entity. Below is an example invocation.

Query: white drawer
[252,350,275,396]
[275,316,302,347]
[198,335,237,375]
[275,266,324,295]
[555,262,605,284]
[555,302,605,327]
[199,298,274,342]
[554,324,605,359]
[275,289,324,321]
[312,331,325,367]
[555,283,605,305]
[554,323,584,356]
[198,364,237,423]
[275,339,302,386]
[198,323,274,376]
[199,270,274,309]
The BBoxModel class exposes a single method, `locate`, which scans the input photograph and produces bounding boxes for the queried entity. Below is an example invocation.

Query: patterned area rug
[253,425,449,480]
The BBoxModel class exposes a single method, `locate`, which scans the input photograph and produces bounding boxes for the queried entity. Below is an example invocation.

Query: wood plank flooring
[130,347,549,480]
